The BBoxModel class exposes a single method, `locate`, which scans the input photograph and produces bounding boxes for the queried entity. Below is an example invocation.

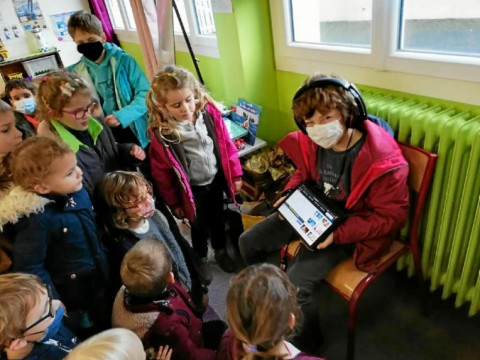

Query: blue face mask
[14,97,37,114]
[37,305,65,343]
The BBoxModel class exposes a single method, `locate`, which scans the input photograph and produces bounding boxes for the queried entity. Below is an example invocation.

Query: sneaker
[214,248,236,273]
[200,257,213,285]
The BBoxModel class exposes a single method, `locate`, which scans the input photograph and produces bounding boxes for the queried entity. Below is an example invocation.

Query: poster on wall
[50,11,75,41]
[13,0,47,32]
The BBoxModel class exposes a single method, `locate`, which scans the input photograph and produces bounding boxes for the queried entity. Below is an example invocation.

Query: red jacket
[278,120,409,272]
[149,103,242,222]
[113,283,215,360]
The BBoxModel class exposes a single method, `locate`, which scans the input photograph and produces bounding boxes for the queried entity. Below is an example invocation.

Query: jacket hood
[0,184,51,230]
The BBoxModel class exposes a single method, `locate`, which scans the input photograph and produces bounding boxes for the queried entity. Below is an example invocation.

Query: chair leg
[347,296,359,360]
[411,249,429,316]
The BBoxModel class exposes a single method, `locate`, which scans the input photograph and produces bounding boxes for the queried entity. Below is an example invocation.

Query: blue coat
[67,42,151,148]
[0,186,107,300]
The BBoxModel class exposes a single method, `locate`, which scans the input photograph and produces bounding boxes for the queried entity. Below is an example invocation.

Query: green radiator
[361,88,480,317]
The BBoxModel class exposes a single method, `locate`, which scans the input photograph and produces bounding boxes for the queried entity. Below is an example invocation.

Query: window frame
[270,0,480,105]
[105,0,139,42]
[174,0,219,58]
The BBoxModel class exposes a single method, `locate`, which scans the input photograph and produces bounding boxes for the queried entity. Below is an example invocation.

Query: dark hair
[4,78,36,99]
[67,11,104,38]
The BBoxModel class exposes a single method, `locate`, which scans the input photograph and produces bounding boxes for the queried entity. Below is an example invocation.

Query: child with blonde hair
[65,328,172,360]
[147,65,242,274]
[218,263,326,360]
[99,170,210,310]
[112,239,225,360]
[0,100,22,155]
[0,137,108,332]
[36,70,145,199]
[0,273,77,359]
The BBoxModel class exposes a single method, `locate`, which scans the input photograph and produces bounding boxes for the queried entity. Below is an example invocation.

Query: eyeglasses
[23,284,54,336]
[123,184,154,210]
[62,102,96,120]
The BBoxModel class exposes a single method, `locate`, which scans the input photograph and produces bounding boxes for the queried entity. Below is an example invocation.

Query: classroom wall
[0,0,88,92]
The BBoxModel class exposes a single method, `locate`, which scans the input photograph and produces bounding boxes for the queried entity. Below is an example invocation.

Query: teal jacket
[67,43,150,148]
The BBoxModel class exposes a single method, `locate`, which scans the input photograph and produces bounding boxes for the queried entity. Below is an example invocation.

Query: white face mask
[305,120,344,148]
[14,97,36,114]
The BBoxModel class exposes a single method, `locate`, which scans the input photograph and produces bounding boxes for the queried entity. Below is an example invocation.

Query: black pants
[190,174,226,258]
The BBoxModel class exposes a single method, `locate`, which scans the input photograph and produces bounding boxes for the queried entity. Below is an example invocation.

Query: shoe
[214,248,236,273]
[200,257,213,285]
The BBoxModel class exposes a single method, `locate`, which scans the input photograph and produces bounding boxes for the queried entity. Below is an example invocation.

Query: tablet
[277,183,346,250]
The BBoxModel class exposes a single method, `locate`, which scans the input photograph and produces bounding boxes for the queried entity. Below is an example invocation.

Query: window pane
[193,0,216,35]
[121,0,137,30]
[290,0,372,48]
[400,0,480,57]
[105,0,125,29]
[173,0,191,34]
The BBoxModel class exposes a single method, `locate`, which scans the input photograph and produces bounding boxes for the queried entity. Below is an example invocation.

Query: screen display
[278,184,340,246]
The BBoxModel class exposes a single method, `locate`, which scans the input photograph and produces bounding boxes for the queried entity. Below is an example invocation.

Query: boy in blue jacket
[0,137,108,334]
[66,11,150,148]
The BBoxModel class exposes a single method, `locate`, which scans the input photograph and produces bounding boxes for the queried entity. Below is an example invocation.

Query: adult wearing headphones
[238,73,410,353]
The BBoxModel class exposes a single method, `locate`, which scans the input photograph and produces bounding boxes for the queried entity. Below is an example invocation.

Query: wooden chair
[284,142,437,360]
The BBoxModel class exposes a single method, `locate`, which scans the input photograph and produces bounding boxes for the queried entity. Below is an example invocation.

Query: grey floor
[178,221,480,360]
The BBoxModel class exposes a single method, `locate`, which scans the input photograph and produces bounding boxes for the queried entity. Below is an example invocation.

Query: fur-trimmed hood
[0,183,51,230]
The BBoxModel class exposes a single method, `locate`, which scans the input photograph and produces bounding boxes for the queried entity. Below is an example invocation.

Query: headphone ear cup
[294,116,307,134]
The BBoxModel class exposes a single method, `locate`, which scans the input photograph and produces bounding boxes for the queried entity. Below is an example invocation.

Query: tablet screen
[277,183,344,248]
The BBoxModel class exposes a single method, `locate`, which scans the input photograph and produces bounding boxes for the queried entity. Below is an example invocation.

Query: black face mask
[77,41,104,62]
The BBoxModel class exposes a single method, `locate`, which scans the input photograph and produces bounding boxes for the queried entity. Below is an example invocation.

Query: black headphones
[292,77,367,133]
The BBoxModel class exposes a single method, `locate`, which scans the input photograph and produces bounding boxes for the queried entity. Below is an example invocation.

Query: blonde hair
[146,65,215,142]
[36,70,90,120]
[120,239,172,298]
[67,11,104,38]
[65,328,145,360]
[226,264,301,360]
[0,273,44,349]
[292,73,359,129]
[0,137,73,192]
[100,171,152,230]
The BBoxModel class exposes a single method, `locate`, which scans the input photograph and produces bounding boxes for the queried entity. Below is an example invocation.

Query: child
[66,328,172,360]
[239,73,409,352]
[36,70,145,199]
[146,65,242,274]
[0,137,109,332]
[112,239,226,360]
[99,170,209,310]
[0,273,77,359]
[0,100,22,155]
[5,78,39,137]
[67,11,150,148]
[218,263,325,360]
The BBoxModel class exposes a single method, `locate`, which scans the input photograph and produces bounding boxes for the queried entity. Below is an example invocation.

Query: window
[105,0,137,42]
[173,0,218,58]
[271,0,480,104]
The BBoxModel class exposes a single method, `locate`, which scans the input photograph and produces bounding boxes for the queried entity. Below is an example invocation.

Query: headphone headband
[292,77,367,133]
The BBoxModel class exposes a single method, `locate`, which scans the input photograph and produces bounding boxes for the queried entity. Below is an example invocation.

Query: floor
[178,222,480,360]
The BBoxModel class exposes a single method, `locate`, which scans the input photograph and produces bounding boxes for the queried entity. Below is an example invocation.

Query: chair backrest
[398,142,437,246]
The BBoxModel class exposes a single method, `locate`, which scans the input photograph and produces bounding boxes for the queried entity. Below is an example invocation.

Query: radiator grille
[363,89,480,316]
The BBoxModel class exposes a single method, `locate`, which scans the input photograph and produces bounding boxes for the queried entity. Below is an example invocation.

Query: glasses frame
[23,284,54,336]
[62,102,97,120]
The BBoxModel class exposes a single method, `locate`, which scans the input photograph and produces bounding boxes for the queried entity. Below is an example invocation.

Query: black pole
[172,0,205,85]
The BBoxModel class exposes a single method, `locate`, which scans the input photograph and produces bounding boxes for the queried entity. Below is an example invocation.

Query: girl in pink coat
[146,66,242,275]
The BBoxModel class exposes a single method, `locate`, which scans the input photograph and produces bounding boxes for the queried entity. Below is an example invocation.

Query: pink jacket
[149,103,242,222]
[278,120,409,272]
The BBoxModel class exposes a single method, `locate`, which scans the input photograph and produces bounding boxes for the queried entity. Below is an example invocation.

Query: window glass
[105,0,125,29]
[193,0,216,35]
[122,0,137,30]
[290,0,372,48]
[400,0,480,57]
[174,0,191,34]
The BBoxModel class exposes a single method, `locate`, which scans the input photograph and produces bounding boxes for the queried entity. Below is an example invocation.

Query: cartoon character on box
[0,39,9,62]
